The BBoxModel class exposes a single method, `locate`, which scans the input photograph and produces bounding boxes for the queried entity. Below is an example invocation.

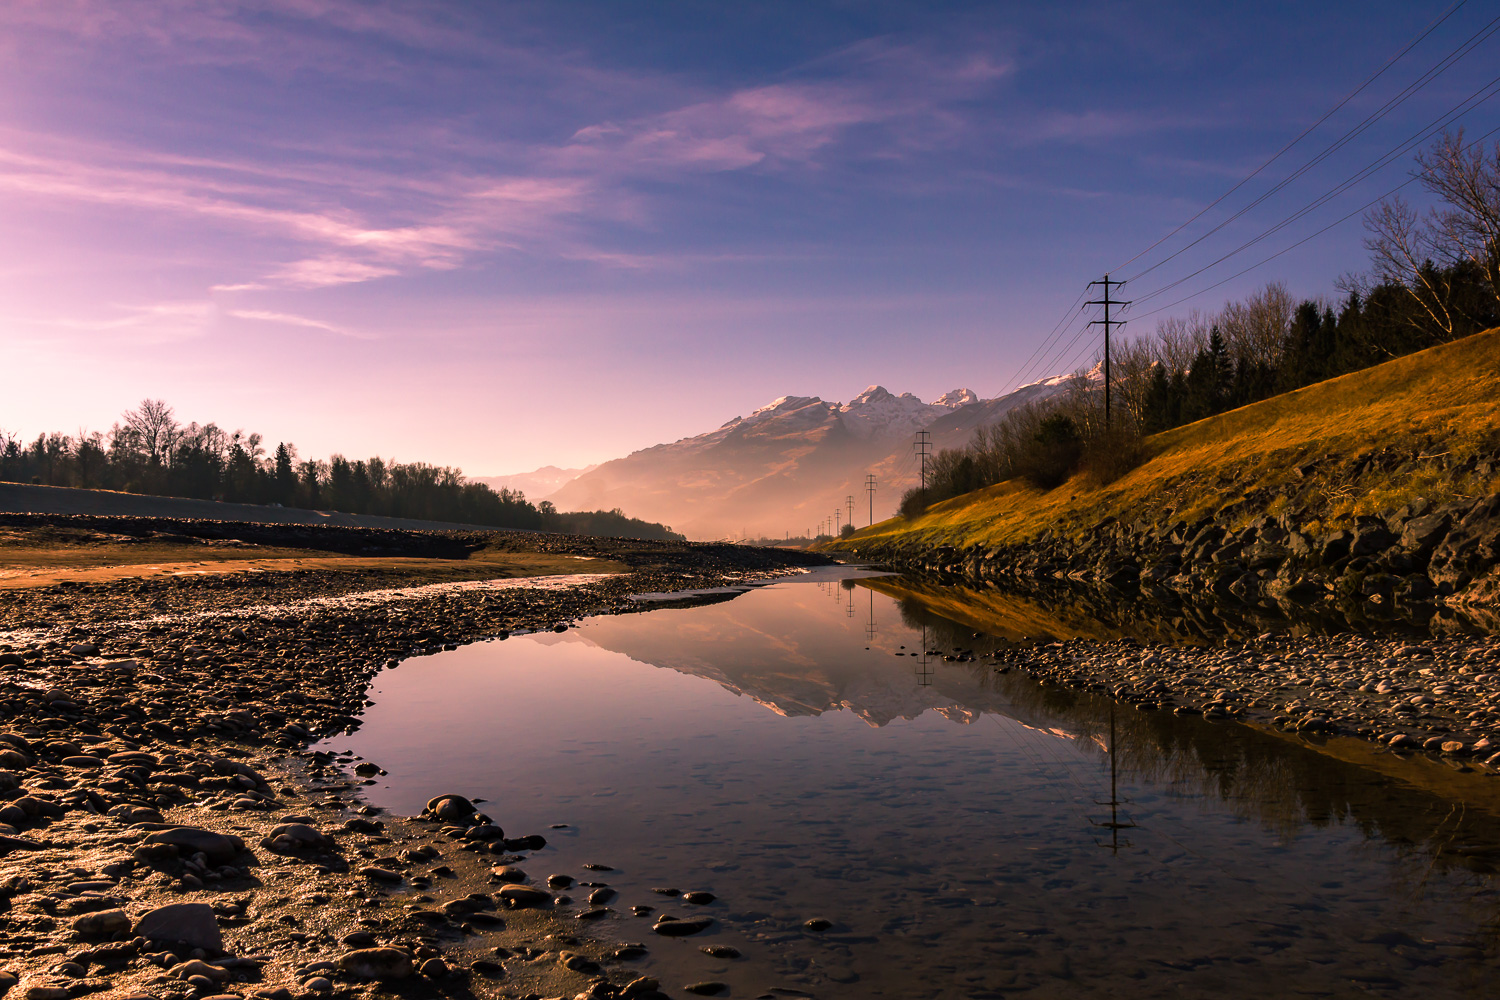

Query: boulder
[1400,512,1452,558]
[143,827,245,865]
[135,902,222,951]
[72,908,131,936]
[423,794,486,825]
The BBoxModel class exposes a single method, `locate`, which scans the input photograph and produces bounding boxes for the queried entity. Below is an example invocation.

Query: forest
[0,406,683,541]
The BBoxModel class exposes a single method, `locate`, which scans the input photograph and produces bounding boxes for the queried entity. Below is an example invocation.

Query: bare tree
[1363,194,1457,338]
[1110,335,1157,430]
[1218,281,1294,370]
[122,399,181,466]
[1153,309,1211,373]
[1417,129,1500,303]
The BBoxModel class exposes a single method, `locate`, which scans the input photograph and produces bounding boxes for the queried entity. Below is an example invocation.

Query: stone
[72,908,131,936]
[338,948,414,981]
[652,915,712,937]
[699,945,740,959]
[804,918,832,931]
[489,866,527,884]
[168,959,229,983]
[0,836,43,855]
[498,884,551,908]
[263,823,333,852]
[143,827,245,865]
[423,795,482,825]
[682,891,715,905]
[683,983,728,996]
[135,902,223,951]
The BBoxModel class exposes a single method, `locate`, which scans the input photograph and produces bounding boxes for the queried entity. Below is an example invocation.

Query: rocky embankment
[0,518,826,1000]
[988,629,1500,758]
[852,492,1500,611]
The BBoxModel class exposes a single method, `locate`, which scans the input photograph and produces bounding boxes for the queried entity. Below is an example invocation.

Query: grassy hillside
[840,327,1500,552]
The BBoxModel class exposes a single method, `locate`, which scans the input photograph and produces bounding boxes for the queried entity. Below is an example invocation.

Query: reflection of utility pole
[1093,702,1136,853]
[916,625,933,687]
[865,474,877,526]
[864,588,878,642]
[846,587,855,618]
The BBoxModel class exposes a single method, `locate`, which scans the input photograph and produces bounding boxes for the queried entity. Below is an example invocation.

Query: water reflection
[330,571,1500,998]
[869,571,1499,645]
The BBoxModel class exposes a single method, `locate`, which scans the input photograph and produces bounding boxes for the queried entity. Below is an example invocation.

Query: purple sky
[3,1,1496,474]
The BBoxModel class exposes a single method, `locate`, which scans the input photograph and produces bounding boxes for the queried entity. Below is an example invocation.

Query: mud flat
[0,515,825,1000]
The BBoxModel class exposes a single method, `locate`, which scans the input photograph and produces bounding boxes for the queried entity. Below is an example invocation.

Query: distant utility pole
[1086,274,1131,432]
[833,509,840,534]
[845,495,854,529]
[914,430,932,491]
[865,473,877,525]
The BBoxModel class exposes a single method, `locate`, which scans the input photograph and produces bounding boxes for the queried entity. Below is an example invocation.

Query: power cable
[1113,0,1474,277]
[1126,111,1500,321]
[998,285,1089,395]
[1125,7,1500,284]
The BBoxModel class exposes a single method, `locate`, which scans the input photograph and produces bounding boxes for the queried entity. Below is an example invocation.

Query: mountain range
[492,376,1075,540]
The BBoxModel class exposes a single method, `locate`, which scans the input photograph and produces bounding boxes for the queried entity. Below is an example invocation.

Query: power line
[1128,24,1500,289]
[1113,0,1477,277]
[999,285,1090,395]
[1127,102,1500,320]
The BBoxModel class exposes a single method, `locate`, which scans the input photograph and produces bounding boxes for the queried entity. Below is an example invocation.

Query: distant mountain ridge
[473,465,597,500]
[543,376,1075,540]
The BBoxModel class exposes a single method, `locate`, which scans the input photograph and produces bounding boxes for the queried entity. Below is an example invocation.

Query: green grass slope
[840,327,1500,553]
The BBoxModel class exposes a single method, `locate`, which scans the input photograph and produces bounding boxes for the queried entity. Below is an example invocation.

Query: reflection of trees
[931,624,1500,912]
[874,574,1493,648]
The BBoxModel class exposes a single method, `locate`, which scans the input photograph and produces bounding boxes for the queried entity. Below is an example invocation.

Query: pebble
[653,915,714,937]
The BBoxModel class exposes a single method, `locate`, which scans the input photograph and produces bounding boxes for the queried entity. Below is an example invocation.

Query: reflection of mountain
[578,579,1053,728]
[572,578,1500,879]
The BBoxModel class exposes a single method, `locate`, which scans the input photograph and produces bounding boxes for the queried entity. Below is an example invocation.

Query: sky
[3,0,1498,475]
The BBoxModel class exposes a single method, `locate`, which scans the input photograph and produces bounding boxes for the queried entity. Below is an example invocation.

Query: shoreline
[0,522,824,1000]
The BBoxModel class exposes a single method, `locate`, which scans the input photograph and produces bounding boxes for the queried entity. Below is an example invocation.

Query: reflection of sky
[4,2,1494,473]
[326,576,1500,997]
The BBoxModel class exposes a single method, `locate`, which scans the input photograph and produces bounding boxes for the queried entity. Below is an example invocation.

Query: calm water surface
[327,570,1500,999]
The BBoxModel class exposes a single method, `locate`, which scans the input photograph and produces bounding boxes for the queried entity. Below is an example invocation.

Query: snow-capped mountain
[837,385,977,440]
[544,376,1073,539]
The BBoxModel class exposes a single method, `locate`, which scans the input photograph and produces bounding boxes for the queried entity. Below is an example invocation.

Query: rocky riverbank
[0,517,827,1000]
[844,491,1500,612]
[985,627,1500,758]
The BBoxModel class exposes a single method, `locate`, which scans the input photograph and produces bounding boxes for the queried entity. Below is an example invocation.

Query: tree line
[906,129,1500,516]
[0,403,683,541]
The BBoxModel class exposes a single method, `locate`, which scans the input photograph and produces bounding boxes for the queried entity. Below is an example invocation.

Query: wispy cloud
[227,308,362,337]
[0,10,1037,285]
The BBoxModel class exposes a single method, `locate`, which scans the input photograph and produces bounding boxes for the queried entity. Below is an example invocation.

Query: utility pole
[1086,275,1131,432]
[865,474,877,525]
[833,509,840,534]
[845,495,854,529]
[914,430,932,491]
